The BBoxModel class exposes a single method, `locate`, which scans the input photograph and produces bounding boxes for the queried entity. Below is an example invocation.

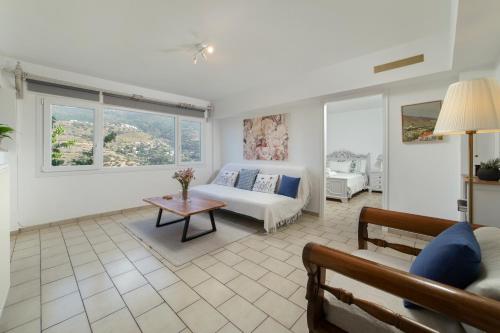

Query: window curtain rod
[10,62,209,112]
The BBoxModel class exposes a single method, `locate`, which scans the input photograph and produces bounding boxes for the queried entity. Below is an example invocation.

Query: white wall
[1,58,214,230]
[387,78,461,220]
[215,77,462,221]
[326,108,383,169]
[214,100,324,213]
[0,163,10,316]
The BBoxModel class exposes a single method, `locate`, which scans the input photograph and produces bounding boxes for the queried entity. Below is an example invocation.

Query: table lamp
[434,78,500,224]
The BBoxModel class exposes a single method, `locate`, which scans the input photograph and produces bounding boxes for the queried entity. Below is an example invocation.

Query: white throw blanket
[190,163,311,232]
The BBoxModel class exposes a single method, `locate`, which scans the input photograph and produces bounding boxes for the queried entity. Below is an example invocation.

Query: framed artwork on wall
[243,113,289,160]
[401,100,443,143]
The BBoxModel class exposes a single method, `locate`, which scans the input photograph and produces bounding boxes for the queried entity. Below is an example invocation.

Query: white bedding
[327,172,367,196]
[190,163,311,232]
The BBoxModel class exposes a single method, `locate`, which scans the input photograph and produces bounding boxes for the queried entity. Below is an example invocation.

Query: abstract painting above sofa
[243,113,289,160]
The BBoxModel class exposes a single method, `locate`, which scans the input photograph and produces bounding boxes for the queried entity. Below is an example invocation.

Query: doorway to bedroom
[323,94,385,221]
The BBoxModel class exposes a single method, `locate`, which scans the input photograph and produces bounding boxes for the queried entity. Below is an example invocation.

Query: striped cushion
[236,169,260,190]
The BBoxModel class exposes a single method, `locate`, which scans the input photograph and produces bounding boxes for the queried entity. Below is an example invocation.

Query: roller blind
[26,79,100,101]
[102,92,205,118]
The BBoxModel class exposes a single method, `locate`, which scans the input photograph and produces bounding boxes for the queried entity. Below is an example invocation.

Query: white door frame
[319,93,389,219]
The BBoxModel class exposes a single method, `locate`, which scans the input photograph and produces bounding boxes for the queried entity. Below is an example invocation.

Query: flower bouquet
[173,168,195,201]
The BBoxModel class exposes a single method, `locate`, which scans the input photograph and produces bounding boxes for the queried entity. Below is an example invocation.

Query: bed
[325,150,369,202]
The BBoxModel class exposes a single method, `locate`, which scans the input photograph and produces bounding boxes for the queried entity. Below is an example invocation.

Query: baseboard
[12,204,152,234]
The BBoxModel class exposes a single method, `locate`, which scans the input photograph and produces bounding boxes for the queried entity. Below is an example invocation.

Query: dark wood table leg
[181,210,218,242]
[156,208,188,228]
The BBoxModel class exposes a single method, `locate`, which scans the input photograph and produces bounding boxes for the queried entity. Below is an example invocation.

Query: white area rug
[120,210,261,266]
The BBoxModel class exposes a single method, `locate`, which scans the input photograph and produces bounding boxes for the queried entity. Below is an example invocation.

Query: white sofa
[190,163,311,232]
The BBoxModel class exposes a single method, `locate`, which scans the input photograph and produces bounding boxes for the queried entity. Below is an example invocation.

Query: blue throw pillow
[236,169,259,190]
[277,175,301,198]
[404,222,481,309]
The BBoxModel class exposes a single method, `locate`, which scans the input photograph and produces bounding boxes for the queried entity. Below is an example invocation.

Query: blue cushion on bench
[404,222,481,309]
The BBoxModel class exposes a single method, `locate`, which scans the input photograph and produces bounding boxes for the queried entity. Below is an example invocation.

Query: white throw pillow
[252,174,279,193]
[214,170,239,187]
[352,159,367,174]
[463,227,500,333]
[329,160,352,173]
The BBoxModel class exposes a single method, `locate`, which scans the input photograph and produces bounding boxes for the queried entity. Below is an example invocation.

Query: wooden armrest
[303,242,500,332]
[359,207,462,236]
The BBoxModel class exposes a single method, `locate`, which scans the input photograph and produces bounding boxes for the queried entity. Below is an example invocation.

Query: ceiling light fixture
[192,43,214,64]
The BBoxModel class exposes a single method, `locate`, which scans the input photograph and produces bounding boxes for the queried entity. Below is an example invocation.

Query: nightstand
[369,171,383,192]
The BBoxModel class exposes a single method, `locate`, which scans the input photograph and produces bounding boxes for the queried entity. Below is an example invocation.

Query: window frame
[41,95,205,174]
[178,116,205,165]
[42,96,101,172]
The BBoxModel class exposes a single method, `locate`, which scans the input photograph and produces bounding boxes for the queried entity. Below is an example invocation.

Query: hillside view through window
[49,103,203,169]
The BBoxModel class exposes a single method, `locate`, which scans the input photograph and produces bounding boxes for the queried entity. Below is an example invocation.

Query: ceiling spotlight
[192,43,214,64]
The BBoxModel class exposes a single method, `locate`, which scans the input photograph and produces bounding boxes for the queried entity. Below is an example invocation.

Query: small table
[143,195,226,242]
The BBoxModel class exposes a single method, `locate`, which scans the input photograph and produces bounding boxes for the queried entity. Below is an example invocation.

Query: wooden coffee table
[143,195,226,242]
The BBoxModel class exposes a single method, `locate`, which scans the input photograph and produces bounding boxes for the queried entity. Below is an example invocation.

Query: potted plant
[0,124,14,152]
[477,158,500,181]
[173,168,195,201]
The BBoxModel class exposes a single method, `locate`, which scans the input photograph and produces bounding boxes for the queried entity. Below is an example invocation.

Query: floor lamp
[434,78,500,224]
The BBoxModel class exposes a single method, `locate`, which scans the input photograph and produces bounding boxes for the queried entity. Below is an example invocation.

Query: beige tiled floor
[2,192,421,333]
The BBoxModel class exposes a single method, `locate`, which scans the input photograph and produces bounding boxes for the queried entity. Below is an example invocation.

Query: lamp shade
[434,78,500,135]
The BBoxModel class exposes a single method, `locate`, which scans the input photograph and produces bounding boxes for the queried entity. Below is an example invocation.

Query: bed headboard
[326,150,370,174]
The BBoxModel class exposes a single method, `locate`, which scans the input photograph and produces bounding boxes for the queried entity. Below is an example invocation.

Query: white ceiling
[453,0,500,71]
[0,0,452,101]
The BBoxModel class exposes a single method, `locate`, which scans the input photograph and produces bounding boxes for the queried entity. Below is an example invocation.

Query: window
[180,119,202,163]
[42,97,205,172]
[103,108,176,167]
[49,104,96,167]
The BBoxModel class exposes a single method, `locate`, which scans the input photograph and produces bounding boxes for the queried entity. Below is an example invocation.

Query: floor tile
[286,269,307,286]
[205,262,239,284]
[255,291,303,328]
[10,256,40,273]
[145,267,179,290]
[289,287,307,309]
[262,246,292,261]
[227,275,267,303]
[193,278,234,307]
[224,242,247,254]
[6,279,40,306]
[92,241,117,254]
[112,269,147,294]
[41,253,69,270]
[0,296,40,332]
[77,272,113,299]
[191,255,218,269]
[241,239,268,251]
[4,319,40,333]
[217,295,266,333]
[291,312,308,333]
[11,266,40,287]
[83,288,125,323]
[134,256,163,275]
[178,300,227,333]
[254,317,292,333]
[41,263,73,285]
[122,284,163,317]
[91,308,140,333]
[41,276,78,303]
[136,303,185,333]
[70,251,98,267]
[260,257,295,277]
[42,292,84,329]
[233,260,268,280]
[238,248,268,264]
[105,258,134,277]
[159,281,200,312]
[73,261,104,281]
[42,313,90,333]
[125,247,151,262]
[98,248,125,264]
[176,265,210,287]
[213,250,244,266]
